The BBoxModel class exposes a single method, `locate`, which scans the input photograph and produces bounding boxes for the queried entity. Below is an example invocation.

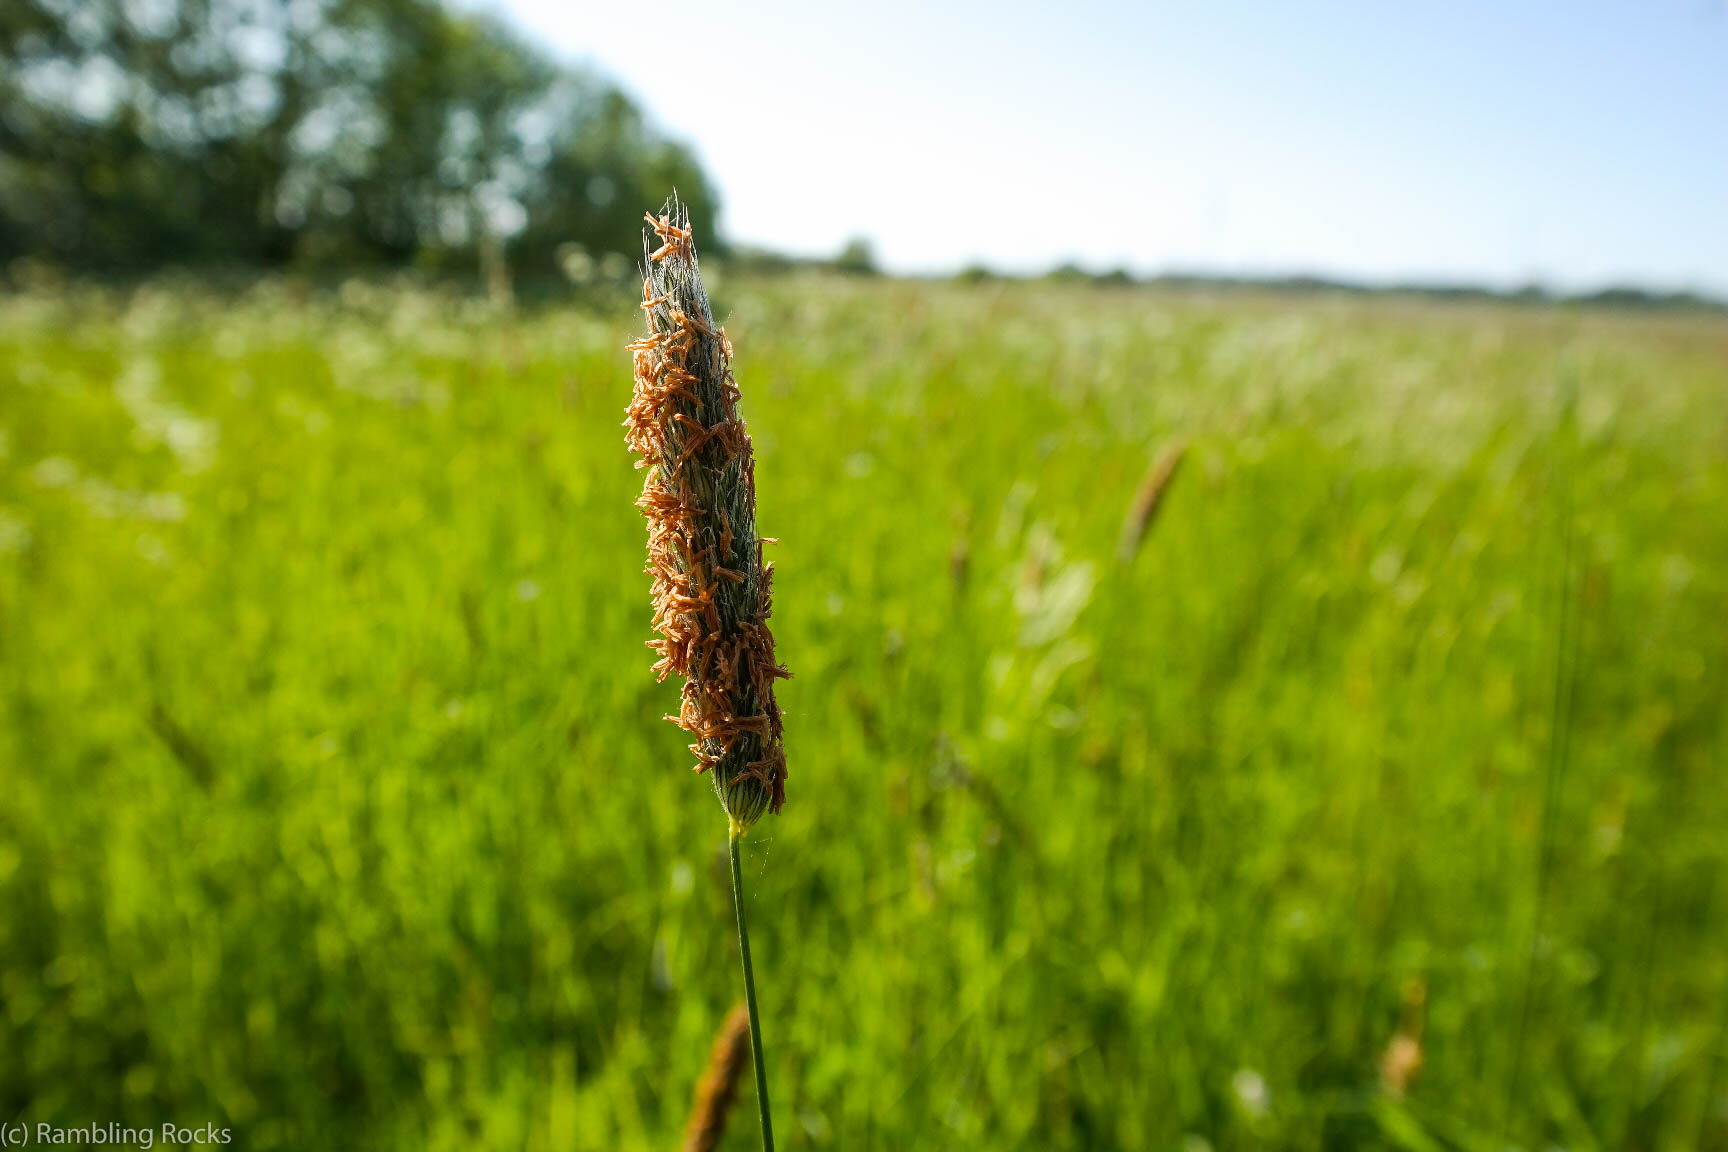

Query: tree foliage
[0,0,718,272]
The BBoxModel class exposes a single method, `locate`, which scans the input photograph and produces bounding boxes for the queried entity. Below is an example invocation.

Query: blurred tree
[832,237,878,276]
[513,85,718,277]
[0,0,718,273]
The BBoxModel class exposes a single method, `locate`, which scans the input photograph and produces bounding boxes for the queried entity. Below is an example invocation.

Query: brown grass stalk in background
[1117,439,1187,563]
[681,1006,753,1152]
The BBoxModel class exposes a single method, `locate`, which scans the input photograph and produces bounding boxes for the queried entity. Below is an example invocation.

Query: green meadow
[2,275,1725,1150]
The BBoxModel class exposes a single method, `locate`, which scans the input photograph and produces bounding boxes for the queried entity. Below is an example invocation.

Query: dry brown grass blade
[680,1004,753,1152]
[1117,439,1188,563]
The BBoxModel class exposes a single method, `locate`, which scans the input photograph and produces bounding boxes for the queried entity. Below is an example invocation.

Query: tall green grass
[1,276,1725,1149]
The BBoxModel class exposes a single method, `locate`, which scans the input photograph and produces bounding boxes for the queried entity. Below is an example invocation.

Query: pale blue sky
[484,0,1728,292]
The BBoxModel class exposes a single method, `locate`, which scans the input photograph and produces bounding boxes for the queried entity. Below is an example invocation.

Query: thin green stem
[729,826,774,1152]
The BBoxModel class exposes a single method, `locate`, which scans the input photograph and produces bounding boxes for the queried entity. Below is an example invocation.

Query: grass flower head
[625,195,789,831]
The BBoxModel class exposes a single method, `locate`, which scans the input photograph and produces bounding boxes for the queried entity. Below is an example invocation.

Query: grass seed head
[1117,439,1187,563]
[625,194,789,831]
[679,1004,753,1152]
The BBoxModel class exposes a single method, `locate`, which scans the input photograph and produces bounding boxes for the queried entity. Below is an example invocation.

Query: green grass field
[2,275,1725,1150]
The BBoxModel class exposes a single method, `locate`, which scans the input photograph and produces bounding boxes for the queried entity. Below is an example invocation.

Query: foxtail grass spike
[1117,439,1187,563]
[625,193,790,831]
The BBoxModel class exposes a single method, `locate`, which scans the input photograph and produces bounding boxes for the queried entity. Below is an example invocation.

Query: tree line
[0,0,720,275]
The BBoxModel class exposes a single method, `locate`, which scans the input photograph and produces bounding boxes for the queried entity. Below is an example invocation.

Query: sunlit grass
[1,276,1725,1150]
